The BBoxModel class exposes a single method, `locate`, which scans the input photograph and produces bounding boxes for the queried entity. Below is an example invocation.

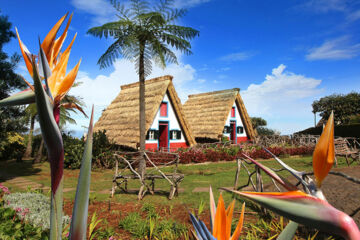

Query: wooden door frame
[158,121,170,150]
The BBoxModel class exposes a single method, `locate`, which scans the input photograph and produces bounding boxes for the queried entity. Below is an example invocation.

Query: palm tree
[87,0,199,181]
[24,91,87,163]
[23,103,37,158]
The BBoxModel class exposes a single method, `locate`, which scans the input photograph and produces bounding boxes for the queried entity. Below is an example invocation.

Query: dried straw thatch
[94,75,196,149]
[182,88,256,141]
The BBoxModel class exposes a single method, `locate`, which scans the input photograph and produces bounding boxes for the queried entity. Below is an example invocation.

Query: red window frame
[231,107,235,118]
[160,102,167,117]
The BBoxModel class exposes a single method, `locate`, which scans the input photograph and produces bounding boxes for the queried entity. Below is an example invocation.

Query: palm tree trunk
[34,138,44,163]
[138,41,146,179]
[24,115,35,159]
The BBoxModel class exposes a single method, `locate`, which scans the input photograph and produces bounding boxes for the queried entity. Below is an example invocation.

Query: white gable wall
[146,93,186,147]
[223,102,247,142]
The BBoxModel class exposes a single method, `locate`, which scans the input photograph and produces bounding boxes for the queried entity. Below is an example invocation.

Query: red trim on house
[170,142,188,149]
[145,143,158,151]
[237,136,248,142]
[160,102,167,116]
[231,107,235,117]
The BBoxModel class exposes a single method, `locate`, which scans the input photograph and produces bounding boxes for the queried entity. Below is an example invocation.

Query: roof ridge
[187,88,240,98]
[121,75,173,90]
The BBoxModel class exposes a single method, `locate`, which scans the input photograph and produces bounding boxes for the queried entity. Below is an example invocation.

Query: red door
[230,121,236,143]
[158,122,168,151]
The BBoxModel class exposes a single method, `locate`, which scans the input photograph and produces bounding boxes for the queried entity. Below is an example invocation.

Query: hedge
[296,124,360,138]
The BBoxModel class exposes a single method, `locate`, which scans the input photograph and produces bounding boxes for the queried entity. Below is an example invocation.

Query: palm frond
[87,20,133,39]
[163,25,199,40]
[97,39,123,68]
[130,0,150,19]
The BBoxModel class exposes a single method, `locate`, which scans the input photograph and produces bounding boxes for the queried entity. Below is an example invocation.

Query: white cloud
[347,9,360,22]
[220,52,255,62]
[242,64,322,134]
[71,0,117,25]
[306,36,360,60]
[197,78,206,83]
[173,0,211,8]
[299,0,347,13]
[67,57,200,131]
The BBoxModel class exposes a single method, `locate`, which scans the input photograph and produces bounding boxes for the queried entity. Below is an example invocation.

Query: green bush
[4,192,70,230]
[63,132,84,169]
[119,204,187,239]
[0,207,49,239]
[296,123,360,138]
[0,132,26,161]
[63,130,117,169]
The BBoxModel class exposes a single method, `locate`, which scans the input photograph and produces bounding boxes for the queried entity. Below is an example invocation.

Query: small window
[146,130,158,140]
[231,107,235,118]
[237,126,244,134]
[160,102,167,117]
[171,130,177,140]
[170,130,182,140]
[223,126,231,134]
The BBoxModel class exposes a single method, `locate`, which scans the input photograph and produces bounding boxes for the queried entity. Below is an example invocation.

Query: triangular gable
[94,75,195,148]
[183,88,256,141]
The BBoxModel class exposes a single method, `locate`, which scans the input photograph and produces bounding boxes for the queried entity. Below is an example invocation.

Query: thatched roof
[94,75,196,149]
[183,88,256,140]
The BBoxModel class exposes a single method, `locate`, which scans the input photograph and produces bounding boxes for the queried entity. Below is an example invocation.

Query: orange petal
[15,28,33,77]
[230,203,245,240]
[58,33,77,77]
[313,112,335,187]
[50,13,73,68]
[240,190,310,198]
[52,59,81,102]
[213,194,227,240]
[225,200,235,239]
[41,13,68,61]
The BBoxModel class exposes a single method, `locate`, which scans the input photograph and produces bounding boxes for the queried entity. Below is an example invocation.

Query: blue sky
[2,0,360,135]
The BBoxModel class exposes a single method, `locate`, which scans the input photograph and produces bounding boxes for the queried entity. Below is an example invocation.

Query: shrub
[119,205,187,239]
[0,132,26,161]
[63,130,117,169]
[0,206,49,239]
[178,145,314,164]
[4,192,70,230]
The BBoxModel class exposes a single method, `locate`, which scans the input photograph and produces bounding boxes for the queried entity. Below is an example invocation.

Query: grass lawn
[0,155,350,209]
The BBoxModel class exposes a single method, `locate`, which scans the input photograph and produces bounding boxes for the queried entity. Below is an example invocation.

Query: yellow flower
[313,111,335,187]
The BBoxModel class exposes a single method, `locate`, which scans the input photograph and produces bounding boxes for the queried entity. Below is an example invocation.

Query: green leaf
[226,190,360,240]
[277,221,298,240]
[69,106,94,240]
[32,56,64,240]
[0,89,35,107]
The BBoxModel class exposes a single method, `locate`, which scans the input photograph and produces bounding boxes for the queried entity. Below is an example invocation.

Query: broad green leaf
[32,58,64,240]
[277,221,298,240]
[227,190,360,240]
[0,89,35,106]
[69,106,94,240]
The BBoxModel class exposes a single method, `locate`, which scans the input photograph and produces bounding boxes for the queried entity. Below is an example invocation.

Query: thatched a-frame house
[183,88,256,143]
[94,75,196,150]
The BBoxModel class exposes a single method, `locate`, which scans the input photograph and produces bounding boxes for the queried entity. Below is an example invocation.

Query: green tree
[23,104,37,158]
[87,0,199,181]
[25,92,87,163]
[312,92,360,125]
[251,117,267,129]
[250,117,278,136]
[0,13,27,160]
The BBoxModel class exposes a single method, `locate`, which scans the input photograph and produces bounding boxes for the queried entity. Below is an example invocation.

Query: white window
[149,130,155,140]
[172,131,177,140]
